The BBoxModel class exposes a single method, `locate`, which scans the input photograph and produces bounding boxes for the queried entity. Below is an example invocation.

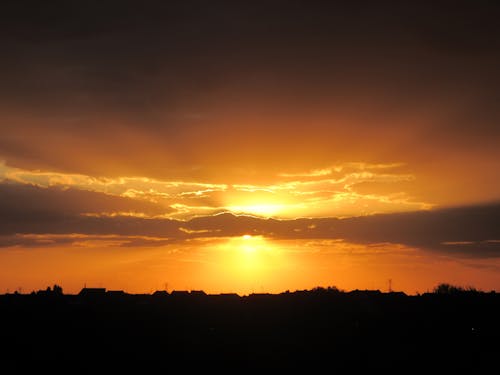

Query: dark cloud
[1,1,500,180]
[1,181,499,256]
[186,207,500,257]
[0,182,181,236]
[0,234,173,248]
[0,181,171,223]
[334,205,500,257]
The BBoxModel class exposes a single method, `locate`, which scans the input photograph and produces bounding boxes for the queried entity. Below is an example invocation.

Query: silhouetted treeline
[1,286,498,373]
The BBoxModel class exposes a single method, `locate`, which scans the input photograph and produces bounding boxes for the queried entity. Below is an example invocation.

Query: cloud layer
[1,181,498,257]
[0,162,429,219]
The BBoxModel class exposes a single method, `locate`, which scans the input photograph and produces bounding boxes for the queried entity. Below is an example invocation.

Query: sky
[1,0,499,294]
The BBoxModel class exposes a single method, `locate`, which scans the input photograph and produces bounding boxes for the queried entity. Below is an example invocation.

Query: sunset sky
[1,0,499,294]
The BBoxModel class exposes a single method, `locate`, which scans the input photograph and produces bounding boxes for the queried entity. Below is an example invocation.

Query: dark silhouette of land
[1,285,498,373]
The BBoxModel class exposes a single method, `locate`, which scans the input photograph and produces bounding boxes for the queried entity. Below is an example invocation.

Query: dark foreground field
[1,287,498,373]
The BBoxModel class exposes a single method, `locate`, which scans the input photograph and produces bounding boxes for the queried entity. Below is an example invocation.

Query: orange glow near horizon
[0,236,498,295]
[1,160,499,295]
[0,163,498,295]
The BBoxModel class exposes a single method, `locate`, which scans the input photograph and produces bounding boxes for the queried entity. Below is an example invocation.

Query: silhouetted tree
[433,283,479,294]
[52,284,63,295]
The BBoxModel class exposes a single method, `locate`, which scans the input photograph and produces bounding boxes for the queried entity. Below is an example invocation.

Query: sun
[240,234,261,252]
[223,188,299,218]
[218,235,278,263]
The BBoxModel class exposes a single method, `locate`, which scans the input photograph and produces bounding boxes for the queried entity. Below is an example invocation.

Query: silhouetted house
[348,289,382,297]
[248,293,271,298]
[171,290,190,296]
[170,290,190,298]
[387,291,406,298]
[35,289,53,297]
[152,290,168,297]
[35,285,63,297]
[212,293,240,302]
[107,290,126,298]
[79,288,106,297]
[190,290,207,297]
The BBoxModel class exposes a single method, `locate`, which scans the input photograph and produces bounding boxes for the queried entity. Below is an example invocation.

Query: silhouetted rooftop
[107,290,126,296]
[152,290,168,297]
[170,290,190,296]
[79,288,106,296]
[190,290,207,296]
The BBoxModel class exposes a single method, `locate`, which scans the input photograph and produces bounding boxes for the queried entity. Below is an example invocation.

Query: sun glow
[239,234,263,252]
[215,235,284,280]
[224,235,271,254]
[226,203,286,217]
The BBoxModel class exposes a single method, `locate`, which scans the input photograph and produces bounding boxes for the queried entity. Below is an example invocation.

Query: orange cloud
[1,161,430,219]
